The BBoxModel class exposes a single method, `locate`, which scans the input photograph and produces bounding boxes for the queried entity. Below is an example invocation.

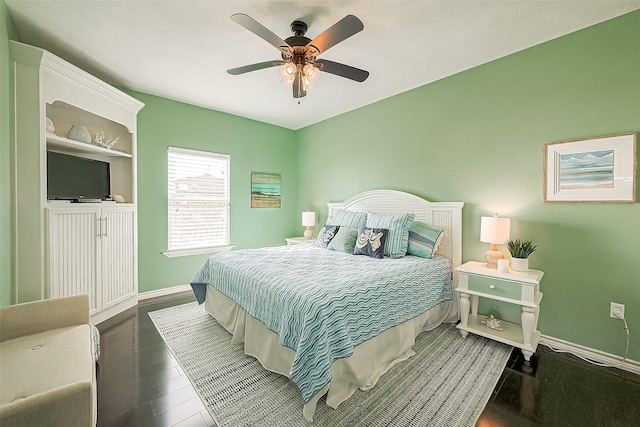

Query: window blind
[167,147,230,252]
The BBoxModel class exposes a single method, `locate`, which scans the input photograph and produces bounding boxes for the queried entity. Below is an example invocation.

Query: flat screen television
[47,151,111,201]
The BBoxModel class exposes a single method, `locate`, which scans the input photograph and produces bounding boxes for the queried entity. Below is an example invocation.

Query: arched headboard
[327,189,464,278]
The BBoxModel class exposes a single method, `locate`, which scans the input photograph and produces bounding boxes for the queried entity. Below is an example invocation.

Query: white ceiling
[6,1,640,130]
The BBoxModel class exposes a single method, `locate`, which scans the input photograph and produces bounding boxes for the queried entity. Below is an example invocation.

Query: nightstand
[285,237,315,246]
[455,261,544,361]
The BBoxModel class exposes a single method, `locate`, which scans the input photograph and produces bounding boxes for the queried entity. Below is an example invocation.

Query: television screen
[47,151,111,201]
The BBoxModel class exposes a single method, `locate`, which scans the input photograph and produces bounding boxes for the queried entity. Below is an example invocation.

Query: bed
[190,190,464,421]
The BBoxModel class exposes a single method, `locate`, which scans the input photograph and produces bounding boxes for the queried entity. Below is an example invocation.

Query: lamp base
[304,228,313,239]
[484,244,504,269]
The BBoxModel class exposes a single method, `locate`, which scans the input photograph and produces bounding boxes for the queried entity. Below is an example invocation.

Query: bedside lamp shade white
[480,214,511,269]
[302,211,316,239]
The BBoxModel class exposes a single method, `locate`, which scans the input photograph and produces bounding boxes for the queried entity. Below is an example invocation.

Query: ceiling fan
[227,13,369,100]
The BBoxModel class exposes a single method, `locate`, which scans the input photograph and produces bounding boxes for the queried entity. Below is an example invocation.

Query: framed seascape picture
[543,133,637,203]
[251,172,281,208]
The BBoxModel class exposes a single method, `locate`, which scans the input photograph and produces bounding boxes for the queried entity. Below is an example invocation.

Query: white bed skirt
[204,286,455,421]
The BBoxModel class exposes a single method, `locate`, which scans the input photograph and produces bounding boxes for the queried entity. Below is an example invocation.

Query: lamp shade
[480,215,511,244]
[302,211,316,227]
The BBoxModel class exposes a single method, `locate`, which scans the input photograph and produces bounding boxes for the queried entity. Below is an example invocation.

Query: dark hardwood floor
[96,292,215,427]
[96,293,640,426]
[478,343,640,426]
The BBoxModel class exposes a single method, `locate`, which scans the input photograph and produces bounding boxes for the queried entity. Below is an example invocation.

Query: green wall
[297,11,640,361]
[130,91,298,294]
[0,1,18,306]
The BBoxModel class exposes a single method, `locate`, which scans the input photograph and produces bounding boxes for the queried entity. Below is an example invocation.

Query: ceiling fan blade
[227,60,284,75]
[316,59,369,82]
[307,15,364,56]
[231,13,291,53]
[293,73,307,98]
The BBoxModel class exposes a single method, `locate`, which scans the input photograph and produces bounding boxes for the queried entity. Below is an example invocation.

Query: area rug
[149,302,512,427]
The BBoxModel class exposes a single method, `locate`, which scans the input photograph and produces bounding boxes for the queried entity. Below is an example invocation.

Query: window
[165,147,231,257]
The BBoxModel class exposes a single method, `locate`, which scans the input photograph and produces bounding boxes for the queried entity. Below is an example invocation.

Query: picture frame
[251,172,281,208]
[543,133,637,203]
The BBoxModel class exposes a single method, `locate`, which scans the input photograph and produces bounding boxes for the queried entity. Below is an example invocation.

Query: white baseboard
[540,334,639,376]
[138,284,192,301]
[92,295,138,325]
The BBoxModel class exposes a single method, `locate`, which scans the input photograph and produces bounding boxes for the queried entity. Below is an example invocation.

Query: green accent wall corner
[130,91,298,294]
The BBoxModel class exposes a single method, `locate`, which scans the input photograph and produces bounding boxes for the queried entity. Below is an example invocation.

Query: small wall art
[543,132,637,203]
[251,172,281,208]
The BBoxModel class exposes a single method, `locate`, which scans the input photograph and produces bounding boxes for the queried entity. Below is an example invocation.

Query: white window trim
[162,245,234,258]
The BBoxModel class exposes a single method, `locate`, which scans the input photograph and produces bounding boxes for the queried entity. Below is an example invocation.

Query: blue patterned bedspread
[190,245,452,403]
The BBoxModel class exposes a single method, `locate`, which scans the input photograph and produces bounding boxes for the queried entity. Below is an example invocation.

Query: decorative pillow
[365,212,415,258]
[327,226,358,253]
[407,221,444,259]
[326,209,367,229]
[314,224,340,248]
[353,227,388,259]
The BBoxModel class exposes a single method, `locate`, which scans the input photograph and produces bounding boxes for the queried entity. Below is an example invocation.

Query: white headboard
[327,189,464,271]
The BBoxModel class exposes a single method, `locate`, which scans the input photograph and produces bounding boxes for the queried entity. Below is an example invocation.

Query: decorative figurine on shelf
[67,125,92,143]
[482,315,503,331]
[95,131,120,149]
[45,117,56,134]
[111,194,125,203]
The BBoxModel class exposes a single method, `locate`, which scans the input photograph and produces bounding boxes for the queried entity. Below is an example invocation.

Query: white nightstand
[285,237,315,246]
[455,261,544,361]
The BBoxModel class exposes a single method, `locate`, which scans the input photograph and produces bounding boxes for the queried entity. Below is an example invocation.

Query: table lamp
[480,214,511,268]
[302,211,316,239]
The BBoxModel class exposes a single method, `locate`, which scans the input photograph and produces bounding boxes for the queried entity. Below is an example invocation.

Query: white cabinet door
[46,207,101,314]
[46,205,136,317]
[101,206,136,309]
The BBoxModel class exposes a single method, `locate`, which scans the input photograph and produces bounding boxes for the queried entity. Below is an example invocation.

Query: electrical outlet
[610,302,625,319]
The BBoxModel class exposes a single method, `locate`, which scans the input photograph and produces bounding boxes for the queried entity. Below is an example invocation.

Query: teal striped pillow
[326,209,367,229]
[366,212,415,258]
[407,221,444,259]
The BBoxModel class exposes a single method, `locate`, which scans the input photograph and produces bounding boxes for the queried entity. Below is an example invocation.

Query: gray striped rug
[149,302,511,427]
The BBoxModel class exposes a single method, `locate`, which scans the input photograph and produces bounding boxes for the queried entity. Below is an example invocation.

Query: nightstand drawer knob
[489,285,496,289]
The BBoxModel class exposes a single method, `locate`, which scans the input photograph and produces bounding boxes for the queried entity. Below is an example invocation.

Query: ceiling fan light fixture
[280,62,297,87]
[302,63,319,89]
[281,62,319,91]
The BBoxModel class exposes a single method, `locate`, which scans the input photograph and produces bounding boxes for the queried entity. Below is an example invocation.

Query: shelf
[46,133,132,158]
[46,201,134,207]
[457,314,540,352]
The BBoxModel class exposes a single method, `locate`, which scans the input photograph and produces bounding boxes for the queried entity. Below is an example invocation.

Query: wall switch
[610,302,625,319]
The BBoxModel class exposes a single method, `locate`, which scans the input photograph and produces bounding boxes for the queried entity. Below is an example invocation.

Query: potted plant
[506,239,538,272]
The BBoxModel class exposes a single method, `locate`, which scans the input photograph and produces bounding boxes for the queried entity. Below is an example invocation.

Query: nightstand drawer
[467,275,521,300]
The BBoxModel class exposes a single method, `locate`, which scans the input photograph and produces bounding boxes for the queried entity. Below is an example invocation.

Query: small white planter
[511,257,529,272]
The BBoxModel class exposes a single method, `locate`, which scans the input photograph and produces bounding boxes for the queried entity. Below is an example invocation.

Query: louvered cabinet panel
[46,205,137,320]
[101,207,136,309]
[46,208,101,314]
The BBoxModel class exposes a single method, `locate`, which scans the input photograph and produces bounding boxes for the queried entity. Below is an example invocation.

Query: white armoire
[10,41,144,323]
